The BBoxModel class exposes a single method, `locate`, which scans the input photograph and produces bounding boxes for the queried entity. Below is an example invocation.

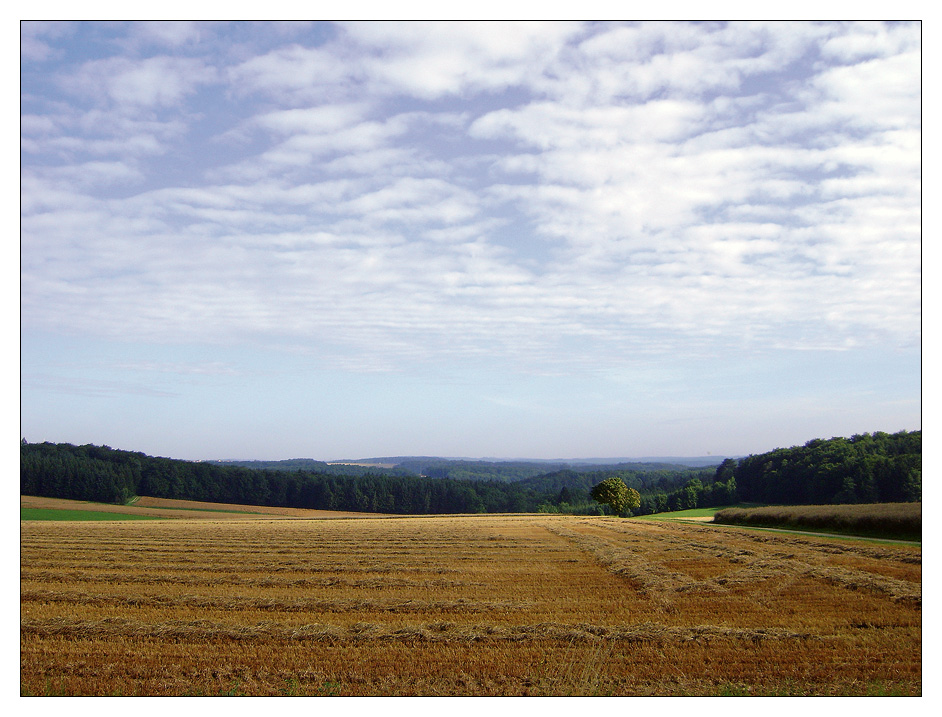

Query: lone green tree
[590,476,641,516]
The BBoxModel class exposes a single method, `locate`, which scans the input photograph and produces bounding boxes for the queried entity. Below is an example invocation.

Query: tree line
[539,431,920,516]
[19,441,555,514]
[20,430,919,516]
[721,430,920,505]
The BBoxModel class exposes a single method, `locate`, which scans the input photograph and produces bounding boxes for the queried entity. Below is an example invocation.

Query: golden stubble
[21,514,921,696]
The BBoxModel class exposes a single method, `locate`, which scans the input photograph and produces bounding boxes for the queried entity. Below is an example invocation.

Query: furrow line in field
[20,570,478,589]
[545,520,920,607]
[805,565,921,607]
[542,524,696,613]
[19,559,461,575]
[20,589,533,614]
[20,615,819,645]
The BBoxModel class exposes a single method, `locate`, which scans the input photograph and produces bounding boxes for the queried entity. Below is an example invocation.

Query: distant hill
[212,458,415,477]
[20,430,919,517]
[472,456,727,467]
[614,456,728,468]
[339,455,727,467]
[214,455,726,481]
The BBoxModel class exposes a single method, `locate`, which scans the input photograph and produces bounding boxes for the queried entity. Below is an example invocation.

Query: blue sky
[19,20,922,461]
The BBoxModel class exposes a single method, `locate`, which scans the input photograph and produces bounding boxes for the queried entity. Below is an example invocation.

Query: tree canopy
[590,476,641,515]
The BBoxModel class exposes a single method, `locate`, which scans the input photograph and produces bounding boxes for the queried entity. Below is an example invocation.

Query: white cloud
[228,44,356,102]
[471,99,709,150]
[805,51,921,131]
[129,21,205,48]
[20,20,922,378]
[63,56,217,109]
[20,21,74,62]
[340,20,582,99]
[46,160,145,190]
[252,103,369,135]
[819,21,921,62]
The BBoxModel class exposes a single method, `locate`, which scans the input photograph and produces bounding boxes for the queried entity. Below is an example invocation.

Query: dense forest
[723,430,921,505]
[20,430,919,516]
[19,441,541,514]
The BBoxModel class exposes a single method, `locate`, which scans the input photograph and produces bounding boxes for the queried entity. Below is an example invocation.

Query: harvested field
[20,513,921,696]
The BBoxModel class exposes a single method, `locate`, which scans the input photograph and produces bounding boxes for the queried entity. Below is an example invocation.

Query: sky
[19,20,922,462]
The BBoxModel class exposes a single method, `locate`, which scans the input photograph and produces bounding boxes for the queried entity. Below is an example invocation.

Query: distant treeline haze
[20,430,919,515]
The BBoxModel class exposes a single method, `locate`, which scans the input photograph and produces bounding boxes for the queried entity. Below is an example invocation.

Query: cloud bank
[22,21,920,382]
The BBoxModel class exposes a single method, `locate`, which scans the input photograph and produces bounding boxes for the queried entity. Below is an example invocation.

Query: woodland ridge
[20,430,920,516]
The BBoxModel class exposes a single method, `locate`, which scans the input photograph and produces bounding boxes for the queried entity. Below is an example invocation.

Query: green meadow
[21,508,161,522]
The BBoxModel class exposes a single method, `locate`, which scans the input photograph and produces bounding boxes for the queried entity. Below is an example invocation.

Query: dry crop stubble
[21,513,920,696]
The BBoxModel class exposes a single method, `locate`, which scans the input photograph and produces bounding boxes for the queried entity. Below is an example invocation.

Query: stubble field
[21,508,921,696]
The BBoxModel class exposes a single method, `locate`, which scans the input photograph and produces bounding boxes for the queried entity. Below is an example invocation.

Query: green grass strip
[633,503,769,521]
[21,508,163,522]
[635,507,720,519]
